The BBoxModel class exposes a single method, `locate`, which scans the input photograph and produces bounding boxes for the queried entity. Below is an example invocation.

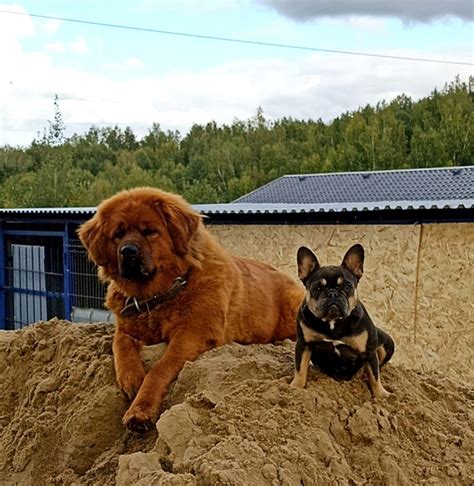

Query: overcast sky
[0,1,472,146]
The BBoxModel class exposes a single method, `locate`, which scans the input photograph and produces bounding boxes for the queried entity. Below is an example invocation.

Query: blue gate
[0,224,111,330]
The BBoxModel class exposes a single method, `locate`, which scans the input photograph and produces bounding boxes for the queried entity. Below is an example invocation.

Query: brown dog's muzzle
[118,242,155,281]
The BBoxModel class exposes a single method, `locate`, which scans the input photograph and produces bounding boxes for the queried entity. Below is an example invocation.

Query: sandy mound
[0,320,472,485]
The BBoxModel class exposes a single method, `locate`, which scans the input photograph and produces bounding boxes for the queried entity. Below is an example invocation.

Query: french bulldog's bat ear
[342,244,364,279]
[297,246,320,281]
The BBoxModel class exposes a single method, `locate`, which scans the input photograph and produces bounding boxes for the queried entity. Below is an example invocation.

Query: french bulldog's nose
[327,289,339,300]
[120,243,139,258]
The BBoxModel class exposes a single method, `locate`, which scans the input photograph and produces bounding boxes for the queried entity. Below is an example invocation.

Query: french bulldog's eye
[311,283,321,293]
[142,228,158,237]
[344,283,352,292]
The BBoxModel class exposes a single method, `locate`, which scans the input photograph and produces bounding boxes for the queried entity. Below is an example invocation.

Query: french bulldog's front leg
[365,352,390,399]
[113,327,146,400]
[291,337,312,388]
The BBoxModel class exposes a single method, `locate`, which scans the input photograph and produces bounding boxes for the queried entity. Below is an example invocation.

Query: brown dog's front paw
[117,368,146,400]
[122,404,157,433]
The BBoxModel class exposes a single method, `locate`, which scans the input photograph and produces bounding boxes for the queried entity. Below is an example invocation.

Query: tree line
[0,77,472,208]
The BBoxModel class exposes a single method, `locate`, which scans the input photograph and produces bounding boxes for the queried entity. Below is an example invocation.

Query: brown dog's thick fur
[78,187,304,431]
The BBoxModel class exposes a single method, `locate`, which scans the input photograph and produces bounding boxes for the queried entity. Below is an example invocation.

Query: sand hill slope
[0,320,472,485]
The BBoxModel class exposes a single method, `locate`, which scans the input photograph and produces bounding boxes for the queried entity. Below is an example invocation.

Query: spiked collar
[120,269,191,317]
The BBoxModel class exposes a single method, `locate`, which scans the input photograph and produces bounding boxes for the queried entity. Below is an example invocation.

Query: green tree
[0,77,472,208]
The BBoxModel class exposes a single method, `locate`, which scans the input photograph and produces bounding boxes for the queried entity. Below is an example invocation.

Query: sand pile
[0,320,472,485]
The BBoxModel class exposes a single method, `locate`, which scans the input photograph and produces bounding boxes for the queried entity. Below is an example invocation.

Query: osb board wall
[207,223,474,382]
[415,224,474,379]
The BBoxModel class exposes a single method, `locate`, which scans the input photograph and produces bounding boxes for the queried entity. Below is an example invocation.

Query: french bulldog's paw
[373,387,391,400]
[122,404,157,433]
[290,376,306,388]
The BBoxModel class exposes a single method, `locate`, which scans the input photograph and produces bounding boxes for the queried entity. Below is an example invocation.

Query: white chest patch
[323,338,345,346]
[322,338,345,356]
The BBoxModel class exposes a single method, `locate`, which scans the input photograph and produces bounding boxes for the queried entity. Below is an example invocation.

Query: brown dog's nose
[120,244,139,258]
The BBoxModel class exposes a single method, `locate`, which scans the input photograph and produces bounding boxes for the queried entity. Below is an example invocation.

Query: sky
[0,0,472,146]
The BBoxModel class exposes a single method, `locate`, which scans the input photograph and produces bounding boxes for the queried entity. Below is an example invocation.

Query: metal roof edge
[1,198,472,218]
[0,207,97,215]
[281,166,473,179]
[194,199,474,214]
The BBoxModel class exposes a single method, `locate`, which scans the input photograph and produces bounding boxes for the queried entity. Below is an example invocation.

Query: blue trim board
[0,222,5,329]
[3,229,65,237]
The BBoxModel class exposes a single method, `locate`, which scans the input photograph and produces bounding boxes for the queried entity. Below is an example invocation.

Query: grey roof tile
[235,167,474,205]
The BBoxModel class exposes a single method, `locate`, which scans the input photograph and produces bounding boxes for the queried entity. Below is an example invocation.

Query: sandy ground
[0,319,472,485]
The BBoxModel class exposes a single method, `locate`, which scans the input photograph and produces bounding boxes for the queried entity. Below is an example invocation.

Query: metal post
[63,222,72,320]
[0,221,5,329]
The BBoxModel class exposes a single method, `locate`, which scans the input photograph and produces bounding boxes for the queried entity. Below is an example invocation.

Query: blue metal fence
[0,224,111,330]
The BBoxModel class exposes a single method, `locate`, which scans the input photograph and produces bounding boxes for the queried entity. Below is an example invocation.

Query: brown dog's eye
[114,229,125,240]
[142,228,158,237]
[344,282,352,292]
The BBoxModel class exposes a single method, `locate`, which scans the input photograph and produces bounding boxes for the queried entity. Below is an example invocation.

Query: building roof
[0,207,96,216]
[0,167,472,223]
[234,166,474,208]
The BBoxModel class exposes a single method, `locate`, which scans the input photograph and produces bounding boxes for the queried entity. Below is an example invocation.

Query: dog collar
[120,269,191,317]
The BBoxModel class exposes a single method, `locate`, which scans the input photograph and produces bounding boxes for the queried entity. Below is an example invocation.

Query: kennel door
[12,244,48,329]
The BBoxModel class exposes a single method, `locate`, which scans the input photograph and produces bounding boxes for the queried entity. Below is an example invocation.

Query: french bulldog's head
[297,244,364,321]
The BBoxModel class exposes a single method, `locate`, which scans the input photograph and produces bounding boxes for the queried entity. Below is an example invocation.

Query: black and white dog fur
[290,244,394,399]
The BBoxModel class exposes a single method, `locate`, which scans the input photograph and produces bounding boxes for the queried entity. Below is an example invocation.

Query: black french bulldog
[290,244,394,399]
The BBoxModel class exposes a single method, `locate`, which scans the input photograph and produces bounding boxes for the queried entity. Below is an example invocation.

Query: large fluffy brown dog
[78,187,304,432]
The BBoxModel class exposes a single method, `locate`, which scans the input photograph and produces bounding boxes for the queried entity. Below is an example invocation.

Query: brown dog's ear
[158,201,201,256]
[297,246,320,281]
[341,244,364,279]
[77,215,109,266]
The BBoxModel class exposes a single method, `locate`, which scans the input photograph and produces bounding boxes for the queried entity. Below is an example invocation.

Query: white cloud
[2,51,471,146]
[0,4,34,38]
[47,42,65,53]
[347,15,387,32]
[104,57,145,72]
[70,37,88,54]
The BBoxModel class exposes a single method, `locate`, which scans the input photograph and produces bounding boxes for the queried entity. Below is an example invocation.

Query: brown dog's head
[78,187,202,296]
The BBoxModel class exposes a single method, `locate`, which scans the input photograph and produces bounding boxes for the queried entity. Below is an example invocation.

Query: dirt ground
[0,319,472,485]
